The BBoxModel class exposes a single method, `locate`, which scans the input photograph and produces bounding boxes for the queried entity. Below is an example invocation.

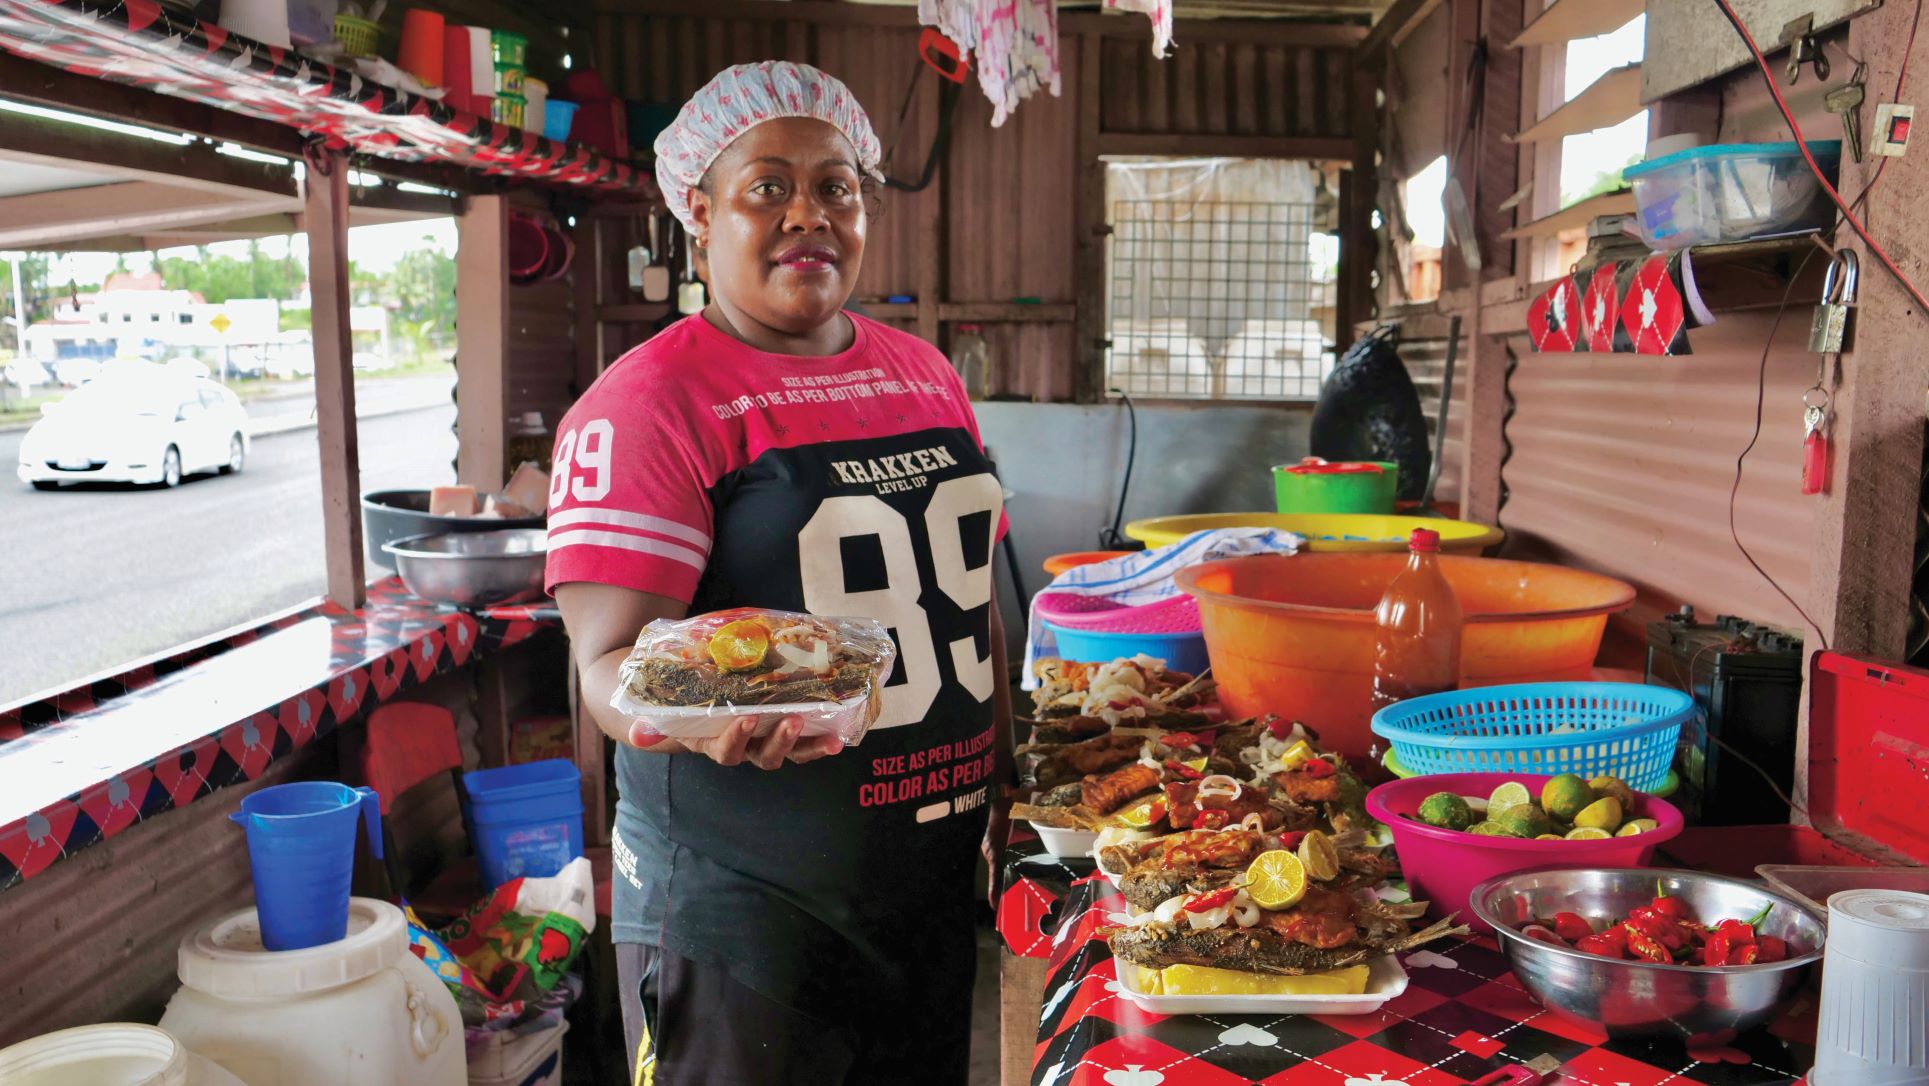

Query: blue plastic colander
[1369,682,1696,792]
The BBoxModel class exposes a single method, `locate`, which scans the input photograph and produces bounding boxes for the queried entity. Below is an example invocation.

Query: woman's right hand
[629,714,846,770]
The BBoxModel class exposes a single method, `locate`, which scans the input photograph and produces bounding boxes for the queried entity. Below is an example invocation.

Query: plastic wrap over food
[612,608,898,745]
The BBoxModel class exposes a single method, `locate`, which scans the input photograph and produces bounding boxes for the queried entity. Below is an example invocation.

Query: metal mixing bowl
[1472,868,1825,1038]
[383,529,548,609]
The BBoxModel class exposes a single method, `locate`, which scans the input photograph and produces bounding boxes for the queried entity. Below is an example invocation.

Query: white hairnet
[654,61,883,234]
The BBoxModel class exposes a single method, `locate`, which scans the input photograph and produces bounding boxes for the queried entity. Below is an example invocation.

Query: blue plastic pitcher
[229,782,384,951]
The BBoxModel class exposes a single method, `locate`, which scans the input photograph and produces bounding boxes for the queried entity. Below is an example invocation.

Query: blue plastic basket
[463,759,584,889]
[1368,682,1695,791]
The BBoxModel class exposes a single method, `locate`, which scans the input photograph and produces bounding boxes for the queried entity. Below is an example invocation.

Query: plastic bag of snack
[611,608,898,746]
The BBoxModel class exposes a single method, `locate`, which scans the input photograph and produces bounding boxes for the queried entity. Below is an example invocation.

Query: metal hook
[1821,249,1860,306]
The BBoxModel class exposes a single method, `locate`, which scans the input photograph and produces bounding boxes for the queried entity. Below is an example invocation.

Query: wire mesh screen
[1105,160,1338,401]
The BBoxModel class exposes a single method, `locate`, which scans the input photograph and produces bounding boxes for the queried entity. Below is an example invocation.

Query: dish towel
[919,0,1063,126]
[1022,528,1303,689]
[1104,0,1174,57]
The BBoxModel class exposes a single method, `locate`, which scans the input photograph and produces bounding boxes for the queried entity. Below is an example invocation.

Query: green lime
[1487,781,1533,815]
[1496,804,1554,839]
[1573,796,1623,832]
[1617,818,1659,837]
[1589,775,1638,812]
[1564,827,1612,840]
[1541,774,1594,823]
[1417,792,1475,831]
[1467,821,1507,836]
[1535,834,1564,840]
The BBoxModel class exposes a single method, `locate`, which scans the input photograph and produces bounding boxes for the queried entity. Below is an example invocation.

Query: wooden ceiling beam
[0,182,297,249]
[0,111,297,200]
[1358,0,1444,62]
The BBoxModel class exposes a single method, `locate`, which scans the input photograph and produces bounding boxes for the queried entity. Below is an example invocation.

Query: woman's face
[689,117,868,336]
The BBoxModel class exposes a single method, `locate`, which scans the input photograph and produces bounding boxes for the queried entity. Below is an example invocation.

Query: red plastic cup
[398,9,445,87]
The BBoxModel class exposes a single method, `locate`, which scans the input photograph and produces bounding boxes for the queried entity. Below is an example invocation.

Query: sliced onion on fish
[1197,774,1242,801]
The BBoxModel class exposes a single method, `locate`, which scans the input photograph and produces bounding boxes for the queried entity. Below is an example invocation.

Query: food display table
[1025,877,1816,1086]
[998,835,1819,1086]
[0,578,560,890]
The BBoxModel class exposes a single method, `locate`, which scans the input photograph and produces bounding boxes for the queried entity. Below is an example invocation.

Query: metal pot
[383,529,548,609]
[1472,867,1825,1038]
[361,489,543,574]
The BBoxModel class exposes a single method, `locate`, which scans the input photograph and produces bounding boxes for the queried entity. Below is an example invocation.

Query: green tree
[390,239,456,339]
[1564,153,1642,207]
[157,242,306,303]
[0,253,54,337]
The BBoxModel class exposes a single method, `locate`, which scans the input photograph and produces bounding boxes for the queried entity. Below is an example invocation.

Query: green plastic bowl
[1273,460,1399,514]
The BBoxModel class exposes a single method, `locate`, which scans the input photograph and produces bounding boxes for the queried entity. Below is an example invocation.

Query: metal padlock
[1809,250,1859,353]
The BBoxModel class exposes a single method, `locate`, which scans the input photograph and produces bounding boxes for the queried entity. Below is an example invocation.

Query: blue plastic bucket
[463,760,584,889]
[229,781,383,951]
[1043,621,1211,675]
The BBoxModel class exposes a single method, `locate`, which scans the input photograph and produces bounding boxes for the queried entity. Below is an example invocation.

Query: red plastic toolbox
[1807,651,1929,862]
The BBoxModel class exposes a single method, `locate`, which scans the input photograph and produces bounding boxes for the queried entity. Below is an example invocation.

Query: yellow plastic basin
[1125,513,1504,554]
[1175,554,1635,759]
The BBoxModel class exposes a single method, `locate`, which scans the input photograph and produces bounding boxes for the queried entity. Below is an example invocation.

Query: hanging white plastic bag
[612,608,898,746]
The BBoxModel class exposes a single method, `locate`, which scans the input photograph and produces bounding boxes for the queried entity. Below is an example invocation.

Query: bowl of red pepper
[1471,867,1825,1038]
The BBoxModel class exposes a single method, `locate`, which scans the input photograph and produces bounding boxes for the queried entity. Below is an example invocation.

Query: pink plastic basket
[1030,592,1202,634]
[1366,772,1685,933]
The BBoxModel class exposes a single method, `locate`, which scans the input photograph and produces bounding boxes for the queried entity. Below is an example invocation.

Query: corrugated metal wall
[1494,314,1818,661]
[590,10,1354,402]
[1098,37,1355,137]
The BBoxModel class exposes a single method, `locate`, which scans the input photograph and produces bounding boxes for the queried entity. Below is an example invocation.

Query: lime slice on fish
[1297,830,1340,882]
[1113,797,1165,829]
[1245,849,1308,910]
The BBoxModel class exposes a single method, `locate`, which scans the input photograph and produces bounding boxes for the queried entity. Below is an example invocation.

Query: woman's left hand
[981,787,1012,908]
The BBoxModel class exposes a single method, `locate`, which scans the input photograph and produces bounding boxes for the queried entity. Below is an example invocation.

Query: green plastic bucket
[1272,459,1399,514]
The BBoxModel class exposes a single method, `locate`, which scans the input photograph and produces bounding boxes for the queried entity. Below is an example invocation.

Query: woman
[544,62,1014,1085]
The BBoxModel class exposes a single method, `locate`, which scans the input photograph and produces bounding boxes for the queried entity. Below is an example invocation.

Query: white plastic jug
[159,898,465,1086]
[0,1023,247,1086]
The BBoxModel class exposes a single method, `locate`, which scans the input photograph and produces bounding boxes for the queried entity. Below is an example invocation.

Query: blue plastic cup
[229,782,384,951]
[543,99,579,142]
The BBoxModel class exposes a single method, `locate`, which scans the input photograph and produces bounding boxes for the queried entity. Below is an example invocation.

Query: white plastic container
[160,898,466,1086]
[1622,140,1842,250]
[0,1024,248,1086]
[1811,889,1929,1086]
[468,1020,568,1086]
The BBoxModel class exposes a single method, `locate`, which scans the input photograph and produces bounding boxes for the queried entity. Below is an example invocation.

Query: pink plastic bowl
[1030,592,1202,635]
[1367,771,1684,933]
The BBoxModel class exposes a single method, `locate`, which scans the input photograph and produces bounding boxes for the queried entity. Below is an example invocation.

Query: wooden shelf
[0,0,648,194]
[597,303,673,322]
[1511,64,1644,145]
[1512,0,1644,49]
[1500,189,1636,240]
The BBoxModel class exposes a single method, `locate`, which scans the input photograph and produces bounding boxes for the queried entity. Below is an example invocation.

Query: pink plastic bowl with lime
[1367,772,1686,933]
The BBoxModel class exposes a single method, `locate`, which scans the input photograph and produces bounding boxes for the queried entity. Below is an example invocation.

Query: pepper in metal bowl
[1471,867,1825,1038]
[383,529,548,609]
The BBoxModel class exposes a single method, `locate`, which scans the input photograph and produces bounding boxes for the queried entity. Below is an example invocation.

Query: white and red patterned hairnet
[654,61,883,234]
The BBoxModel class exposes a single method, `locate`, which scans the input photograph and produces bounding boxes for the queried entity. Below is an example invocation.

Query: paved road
[1,400,460,706]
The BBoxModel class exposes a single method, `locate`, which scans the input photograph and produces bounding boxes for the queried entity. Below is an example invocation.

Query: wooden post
[914,65,945,348]
[1072,31,1107,404]
[1337,58,1379,341]
[305,148,365,610]
[1807,3,1929,661]
[456,194,512,494]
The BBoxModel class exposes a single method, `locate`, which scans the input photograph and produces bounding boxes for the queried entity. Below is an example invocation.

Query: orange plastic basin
[1175,554,1635,759]
[1042,550,1133,576]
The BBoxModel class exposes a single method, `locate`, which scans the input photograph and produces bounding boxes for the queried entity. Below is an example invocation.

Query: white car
[17,371,250,490]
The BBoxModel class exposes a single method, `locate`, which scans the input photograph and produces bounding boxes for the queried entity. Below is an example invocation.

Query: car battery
[1645,609,1804,825]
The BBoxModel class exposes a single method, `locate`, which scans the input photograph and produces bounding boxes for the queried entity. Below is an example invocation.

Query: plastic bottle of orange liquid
[1371,528,1464,710]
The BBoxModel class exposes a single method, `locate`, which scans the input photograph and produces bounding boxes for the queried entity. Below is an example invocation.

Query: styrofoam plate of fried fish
[1115,952,1410,1015]
[1033,824,1099,859]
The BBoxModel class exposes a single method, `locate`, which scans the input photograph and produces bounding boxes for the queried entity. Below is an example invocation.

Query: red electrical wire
[1712,0,1929,314]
